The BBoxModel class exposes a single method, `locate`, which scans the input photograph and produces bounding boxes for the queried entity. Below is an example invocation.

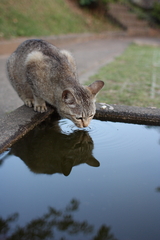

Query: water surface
[0,119,160,240]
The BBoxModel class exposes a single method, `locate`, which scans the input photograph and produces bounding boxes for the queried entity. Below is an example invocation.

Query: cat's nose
[82,119,90,128]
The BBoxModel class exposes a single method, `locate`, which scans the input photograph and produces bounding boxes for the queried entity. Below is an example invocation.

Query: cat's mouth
[74,117,92,128]
[59,112,93,128]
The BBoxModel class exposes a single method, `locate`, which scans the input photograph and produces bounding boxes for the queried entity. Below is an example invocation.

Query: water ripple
[58,119,139,151]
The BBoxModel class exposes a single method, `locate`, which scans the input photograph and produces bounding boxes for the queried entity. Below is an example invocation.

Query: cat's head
[58,80,104,128]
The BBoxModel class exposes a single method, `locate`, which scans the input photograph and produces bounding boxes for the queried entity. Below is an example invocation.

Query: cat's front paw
[34,103,47,113]
[24,99,34,108]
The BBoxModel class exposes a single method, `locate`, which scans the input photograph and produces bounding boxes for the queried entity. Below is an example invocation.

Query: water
[0,118,160,240]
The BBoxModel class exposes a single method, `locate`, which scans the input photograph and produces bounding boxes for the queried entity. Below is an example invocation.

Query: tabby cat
[7,39,104,127]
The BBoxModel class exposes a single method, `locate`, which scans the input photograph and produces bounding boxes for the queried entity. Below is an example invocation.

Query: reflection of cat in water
[11,118,99,176]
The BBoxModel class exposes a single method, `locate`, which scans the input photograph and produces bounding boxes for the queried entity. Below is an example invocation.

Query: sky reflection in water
[0,118,160,240]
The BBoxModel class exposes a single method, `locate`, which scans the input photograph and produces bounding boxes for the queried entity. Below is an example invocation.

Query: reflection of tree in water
[10,117,100,176]
[156,186,160,192]
[0,199,117,240]
[93,225,117,240]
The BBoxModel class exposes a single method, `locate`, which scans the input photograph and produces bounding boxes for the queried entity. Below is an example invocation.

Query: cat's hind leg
[60,50,77,71]
[19,83,34,108]
[7,53,34,108]
[10,80,34,108]
[25,51,49,113]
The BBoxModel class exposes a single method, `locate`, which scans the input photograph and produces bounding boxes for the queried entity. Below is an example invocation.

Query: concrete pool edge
[0,103,160,153]
[0,105,55,154]
[95,103,160,125]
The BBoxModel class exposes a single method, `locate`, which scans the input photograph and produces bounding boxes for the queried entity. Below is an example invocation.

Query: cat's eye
[76,117,82,120]
[89,114,93,118]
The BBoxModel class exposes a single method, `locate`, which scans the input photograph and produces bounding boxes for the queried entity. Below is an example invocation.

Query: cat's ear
[87,80,104,96]
[86,156,100,167]
[61,158,73,176]
[62,89,76,105]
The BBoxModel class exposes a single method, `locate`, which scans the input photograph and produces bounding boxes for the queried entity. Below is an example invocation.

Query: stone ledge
[0,105,55,154]
[0,103,160,153]
[95,103,160,125]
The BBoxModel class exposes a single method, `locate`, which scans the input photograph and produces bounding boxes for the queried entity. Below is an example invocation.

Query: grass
[87,44,160,108]
[0,0,116,39]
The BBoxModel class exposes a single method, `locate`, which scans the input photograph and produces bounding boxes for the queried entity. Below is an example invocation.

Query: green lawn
[0,0,115,39]
[88,44,160,108]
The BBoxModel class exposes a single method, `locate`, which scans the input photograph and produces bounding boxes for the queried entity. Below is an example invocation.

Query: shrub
[79,0,118,7]
[79,0,97,6]
[151,2,160,24]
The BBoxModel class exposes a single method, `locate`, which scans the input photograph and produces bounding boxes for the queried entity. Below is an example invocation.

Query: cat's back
[7,39,65,83]
[9,39,61,65]
[17,39,59,55]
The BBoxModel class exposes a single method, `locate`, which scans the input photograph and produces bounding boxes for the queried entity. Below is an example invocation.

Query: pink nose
[82,119,90,128]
